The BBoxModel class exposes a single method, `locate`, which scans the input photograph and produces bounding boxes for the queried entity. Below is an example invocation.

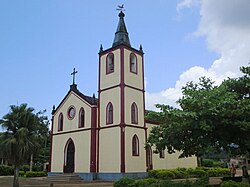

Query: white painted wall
[51,131,91,172]
[125,127,147,172]
[99,127,120,172]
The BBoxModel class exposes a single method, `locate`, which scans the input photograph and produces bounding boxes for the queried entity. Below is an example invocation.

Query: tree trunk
[197,157,203,167]
[13,166,19,187]
[29,153,33,171]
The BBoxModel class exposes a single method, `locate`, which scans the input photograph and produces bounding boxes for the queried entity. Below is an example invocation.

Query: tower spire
[112,11,131,47]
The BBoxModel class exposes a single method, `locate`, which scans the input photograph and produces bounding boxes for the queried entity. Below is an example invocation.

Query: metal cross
[71,68,78,85]
[116,4,125,12]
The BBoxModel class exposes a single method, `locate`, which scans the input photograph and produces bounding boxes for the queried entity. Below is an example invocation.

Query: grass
[0,176,113,187]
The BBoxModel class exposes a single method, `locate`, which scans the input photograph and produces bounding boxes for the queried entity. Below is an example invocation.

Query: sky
[0,0,249,127]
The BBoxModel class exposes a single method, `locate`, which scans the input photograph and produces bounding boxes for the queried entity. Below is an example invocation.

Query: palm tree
[0,104,47,187]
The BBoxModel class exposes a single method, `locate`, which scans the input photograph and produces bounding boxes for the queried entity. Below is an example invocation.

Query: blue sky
[0,0,249,126]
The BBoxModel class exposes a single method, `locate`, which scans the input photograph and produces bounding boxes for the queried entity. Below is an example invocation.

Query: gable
[52,85,97,133]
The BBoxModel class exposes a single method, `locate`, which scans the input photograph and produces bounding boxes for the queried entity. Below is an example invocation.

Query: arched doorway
[146,146,153,171]
[64,139,75,173]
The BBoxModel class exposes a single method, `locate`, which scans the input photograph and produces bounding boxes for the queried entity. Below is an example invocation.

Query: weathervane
[116,4,125,12]
[71,68,78,85]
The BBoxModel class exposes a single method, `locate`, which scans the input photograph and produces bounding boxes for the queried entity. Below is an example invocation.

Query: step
[46,173,83,182]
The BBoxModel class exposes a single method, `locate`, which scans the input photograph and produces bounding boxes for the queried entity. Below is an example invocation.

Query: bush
[113,177,135,187]
[202,159,227,168]
[20,165,29,172]
[220,180,250,187]
[134,178,159,187]
[187,168,206,178]
[32,164,43,172]
[202,159,214,167]
[0,165,14,176]
[158,180,174,187]
[171,168,187,179]
[192,176,209,187]
[148,170,158,178]
[159,180,193,187]
[19,171,25,177]
[206,168,230,177]
[148,167,230,180]
[25,171,47,177]
[157,170,175,179]
[213,161,227,168]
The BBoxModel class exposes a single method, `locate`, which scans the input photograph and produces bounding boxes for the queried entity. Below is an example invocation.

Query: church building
[49,11,197,181]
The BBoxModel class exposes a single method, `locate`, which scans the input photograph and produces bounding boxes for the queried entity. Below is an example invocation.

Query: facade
[49,11,197,181]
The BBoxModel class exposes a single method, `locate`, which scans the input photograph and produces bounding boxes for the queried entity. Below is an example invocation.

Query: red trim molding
[52,127,92,136]
[97,49,101,173]
[90,106,97,172]
[120,47,125,173]
[142,53,146,128]
[99,83,145,93]
[99,44,143,57]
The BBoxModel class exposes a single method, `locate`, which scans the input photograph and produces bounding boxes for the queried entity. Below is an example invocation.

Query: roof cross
[71,68,78,85]
[116,4,125,12]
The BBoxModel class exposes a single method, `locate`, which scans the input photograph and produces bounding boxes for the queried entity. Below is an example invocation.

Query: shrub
[187,168,206,178]
[220,180,250,187]
[213,161,227,168]
[134,178,158,187]
[192,176,209,187]
[19,171,25,177]
[20,165,29,172]
[172,171,186,179]
[157,170,175,179]
[148,170,158,178]
[148,167,230,181]
[158,180,174,187]
[113,177,135,187]
[159,180,193,187]
[0,165,14,176]
[206,168,230,177]
[202,159,214,167]
[216,168,231,176]
[171,168,187,179]
[25,171,47,177]
[32,164,43,172]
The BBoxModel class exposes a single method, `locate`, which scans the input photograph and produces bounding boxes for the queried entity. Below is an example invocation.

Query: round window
[67,106,76,120]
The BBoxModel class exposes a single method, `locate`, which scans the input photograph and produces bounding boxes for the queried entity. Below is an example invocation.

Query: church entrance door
[64,139,75,173]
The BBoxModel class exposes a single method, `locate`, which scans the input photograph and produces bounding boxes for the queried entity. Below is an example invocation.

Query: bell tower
[97,11,147,175]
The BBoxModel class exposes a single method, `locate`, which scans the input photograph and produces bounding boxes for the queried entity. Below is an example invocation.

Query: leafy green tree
[0,104,49,187]
[147,66,250,164]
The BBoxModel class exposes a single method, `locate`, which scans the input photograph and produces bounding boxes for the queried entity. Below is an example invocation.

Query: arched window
[78,108,85,128]
[130,53,137,74]
[106,53,114,74]
[132,135,139,156]
[131,102,138,124]
[58,113,63,131]
[106,102,113,124]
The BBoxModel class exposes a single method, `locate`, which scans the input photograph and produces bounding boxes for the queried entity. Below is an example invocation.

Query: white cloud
[146,0,250,111]
[176,0,199,13]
